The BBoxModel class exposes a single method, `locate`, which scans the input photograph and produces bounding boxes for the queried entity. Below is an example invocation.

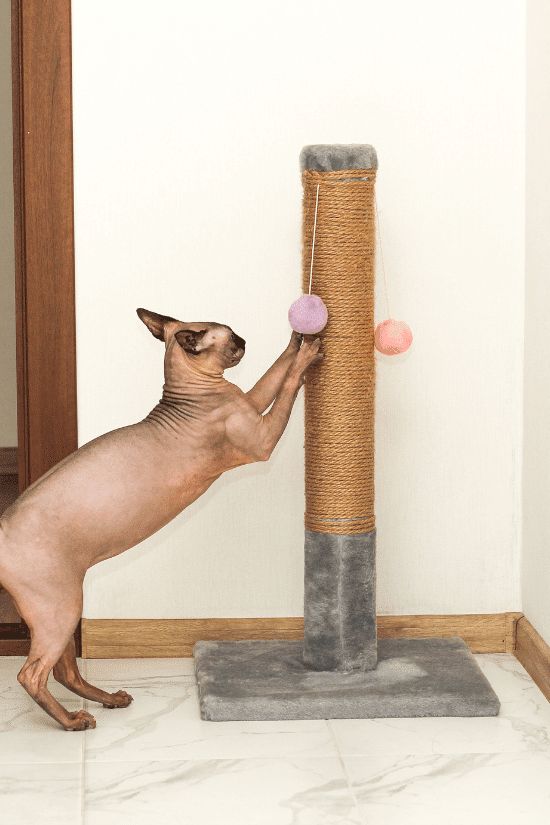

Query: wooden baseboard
[7,612,550,707]
[514,615,550,705]
[81,617,305,659]
[81,613,524,659]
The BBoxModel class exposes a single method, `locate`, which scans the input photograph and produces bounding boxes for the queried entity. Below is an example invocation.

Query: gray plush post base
[304,529,376,672]
[194,637,500,721]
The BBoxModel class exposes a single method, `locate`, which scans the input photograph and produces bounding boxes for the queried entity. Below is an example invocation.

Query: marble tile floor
[1,652,550,824]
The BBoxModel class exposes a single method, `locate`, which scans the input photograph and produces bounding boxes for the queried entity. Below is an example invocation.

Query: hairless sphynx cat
[0,308,323,730]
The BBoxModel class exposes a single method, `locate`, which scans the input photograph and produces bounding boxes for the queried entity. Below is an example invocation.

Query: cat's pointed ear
[136,308,179,341]
[174,329,208,353]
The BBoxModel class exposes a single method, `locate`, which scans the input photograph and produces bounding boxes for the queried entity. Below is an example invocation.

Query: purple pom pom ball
[288,294,328,334]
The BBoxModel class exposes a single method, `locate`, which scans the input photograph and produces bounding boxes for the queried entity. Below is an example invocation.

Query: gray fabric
[194,637,501,722]
[299,144,378,173]
[303,529,377,672]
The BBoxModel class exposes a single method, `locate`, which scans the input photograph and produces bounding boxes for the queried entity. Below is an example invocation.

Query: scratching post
[300,148,377,672]
[193,145,501,722]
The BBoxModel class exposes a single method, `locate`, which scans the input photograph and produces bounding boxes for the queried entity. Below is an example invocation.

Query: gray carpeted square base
[194,637,500,721]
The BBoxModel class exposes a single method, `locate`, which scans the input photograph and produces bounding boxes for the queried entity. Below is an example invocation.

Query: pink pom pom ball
[374,319,413,355]
[288,294,328,334]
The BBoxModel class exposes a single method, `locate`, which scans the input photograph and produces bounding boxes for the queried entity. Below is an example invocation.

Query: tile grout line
[327,721,367,825]
[81,657,87,825]
[80,727,87,825]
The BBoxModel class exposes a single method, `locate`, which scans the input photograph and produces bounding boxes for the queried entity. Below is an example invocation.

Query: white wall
[523,0,550,645]
[72,0,525,620]
[0,0,16,447]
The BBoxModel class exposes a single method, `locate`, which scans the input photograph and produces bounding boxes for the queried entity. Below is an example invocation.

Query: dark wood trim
[6,0,79,656]
[0,447,18,475]
[11,0,77,493]
[11,0,26,493]
[0,640,30,655]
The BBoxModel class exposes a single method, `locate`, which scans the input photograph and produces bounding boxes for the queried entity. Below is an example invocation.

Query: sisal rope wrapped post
[300,145,378,672]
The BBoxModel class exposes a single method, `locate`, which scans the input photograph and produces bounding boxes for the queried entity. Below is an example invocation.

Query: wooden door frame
[3,0,80,654]
[12,0,77,488]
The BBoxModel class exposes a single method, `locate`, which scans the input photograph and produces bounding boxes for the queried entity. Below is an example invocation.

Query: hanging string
[307,182,390,317]
[297,172,410,356]
[374,192,391,319]
[308,184,320,296]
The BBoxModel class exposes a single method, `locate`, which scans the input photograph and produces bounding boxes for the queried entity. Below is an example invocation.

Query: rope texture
[302,168,376,534]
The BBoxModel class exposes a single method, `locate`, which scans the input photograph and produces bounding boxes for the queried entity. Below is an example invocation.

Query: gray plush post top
[299,144,378,173]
